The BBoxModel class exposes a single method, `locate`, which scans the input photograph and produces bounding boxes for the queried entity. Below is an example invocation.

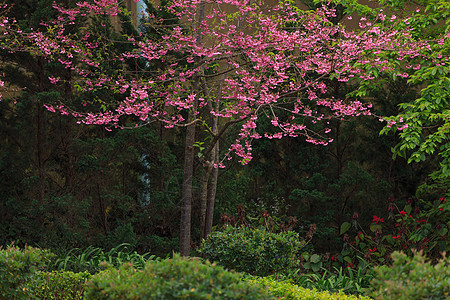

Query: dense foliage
[0,244,54,299]
[0,0,182,256]
[51,243,159,274]
[247,277,372,300]
[27,270,91,300]
[85,254,274,299]
[1,245,449,300]
[368,251,449,300]
[199,226,304,276]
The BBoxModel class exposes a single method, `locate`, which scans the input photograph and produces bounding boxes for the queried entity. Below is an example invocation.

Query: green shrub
[247,277,372,300]
[0,244,55,299]
[85,254,274,299]
[27,270,91,300]
[368,251,449,300]
[199,226,304,276]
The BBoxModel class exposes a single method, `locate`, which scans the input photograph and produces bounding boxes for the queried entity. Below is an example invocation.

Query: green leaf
[370,224,379,232]
[439,241,448,252]
[311,262,322,272]
[405,204,412,214]
[340,222,351,235]
[310,254,321,263]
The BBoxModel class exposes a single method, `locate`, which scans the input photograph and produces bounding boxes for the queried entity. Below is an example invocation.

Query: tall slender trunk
[180,112,196,256]
[199,164,213,240]
[203,93,220,239]
[200,71,222,241]
[36,99,45,205]
[37,58,46,205]
[62,68,74,190]
[179,0,205,257]
[204,143,219,239]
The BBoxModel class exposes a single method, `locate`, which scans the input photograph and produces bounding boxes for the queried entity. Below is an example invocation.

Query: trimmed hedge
[6,245,448,300]
[0,245,91,300]
[0,244,54,299]
[368,251,449,300]
[28,270,91,300]
[199,226,304,276]
[85,254,274,299]
[248,277,372,300]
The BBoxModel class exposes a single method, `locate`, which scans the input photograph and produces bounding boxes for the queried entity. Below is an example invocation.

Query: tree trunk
[36,58,46,205]
[204,143,219,239]
[179,0,205,257]
[199,163,213,240]
[36,98,45,205]
[63,68,74,189]
[202,74,221,241]
[180,114,196,256]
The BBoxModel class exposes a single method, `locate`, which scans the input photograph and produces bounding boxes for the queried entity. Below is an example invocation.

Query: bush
[26,270,91,300]
[85,254,274,299]
[339,196,449,269]
[0,244,54,299]
[199,226,304,276]
[368,251,449,300]
[247,277,372,300]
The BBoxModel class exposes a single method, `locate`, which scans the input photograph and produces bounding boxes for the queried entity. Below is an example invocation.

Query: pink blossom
[48,77,60,84]
[397,124,408,131]
[0,0,431,165]
[44,104,56,113]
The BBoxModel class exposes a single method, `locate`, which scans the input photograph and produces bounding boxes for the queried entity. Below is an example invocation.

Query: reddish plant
[338,195,449,269]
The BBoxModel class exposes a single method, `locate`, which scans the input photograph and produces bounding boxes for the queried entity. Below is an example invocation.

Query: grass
[272,265,375,296]
[51,243,158,273]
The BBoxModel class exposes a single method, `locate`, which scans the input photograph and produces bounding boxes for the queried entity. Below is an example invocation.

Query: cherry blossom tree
[0,0,431,255]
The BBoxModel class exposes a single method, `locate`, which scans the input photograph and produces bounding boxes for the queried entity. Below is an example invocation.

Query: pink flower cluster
[0,0,434,164]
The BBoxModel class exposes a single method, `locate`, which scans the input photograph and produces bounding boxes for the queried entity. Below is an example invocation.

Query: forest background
[0,0,448,267]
